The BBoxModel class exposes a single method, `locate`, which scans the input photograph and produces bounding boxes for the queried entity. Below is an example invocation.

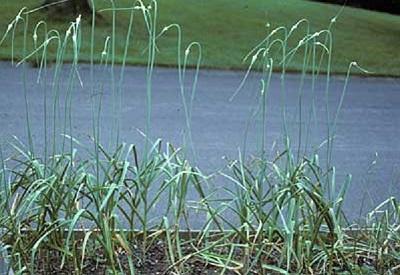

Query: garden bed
[0,1,399,274]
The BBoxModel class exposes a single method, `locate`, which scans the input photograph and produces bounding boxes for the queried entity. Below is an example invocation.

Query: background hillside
[1,0,399,76]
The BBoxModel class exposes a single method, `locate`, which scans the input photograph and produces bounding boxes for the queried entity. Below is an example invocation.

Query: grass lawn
[0,0,399,76]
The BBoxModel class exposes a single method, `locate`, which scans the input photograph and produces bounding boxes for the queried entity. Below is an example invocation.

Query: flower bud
[76,14,81,25]
[162,26,170,33]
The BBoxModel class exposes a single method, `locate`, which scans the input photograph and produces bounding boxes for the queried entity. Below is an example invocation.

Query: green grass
[1,0,400,76]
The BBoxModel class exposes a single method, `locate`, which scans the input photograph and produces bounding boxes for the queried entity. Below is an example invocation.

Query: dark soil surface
[34,240,233,274]
[11,237,380,274]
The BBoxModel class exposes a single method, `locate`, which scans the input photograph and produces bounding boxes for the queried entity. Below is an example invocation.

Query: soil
[34,240,234,275]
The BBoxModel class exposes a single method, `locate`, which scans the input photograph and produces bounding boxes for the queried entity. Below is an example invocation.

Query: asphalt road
[0,61,399,223]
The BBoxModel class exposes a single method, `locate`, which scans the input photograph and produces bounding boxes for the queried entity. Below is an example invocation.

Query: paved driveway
[0,62,399,221]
